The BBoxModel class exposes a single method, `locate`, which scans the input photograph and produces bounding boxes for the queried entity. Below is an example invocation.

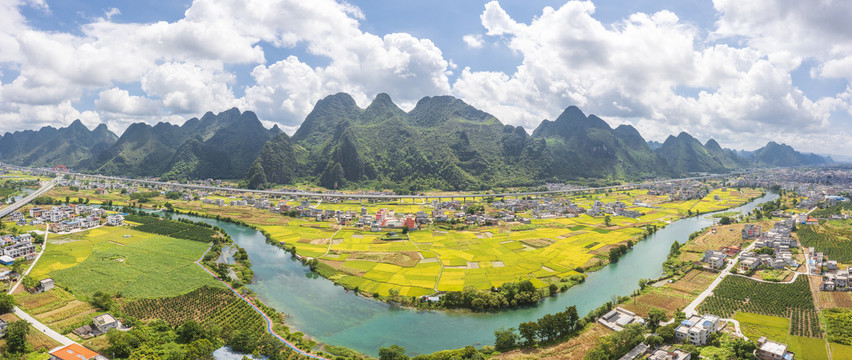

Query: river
[170,192,778,356]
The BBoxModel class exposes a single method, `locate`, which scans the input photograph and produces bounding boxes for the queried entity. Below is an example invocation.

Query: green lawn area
[31,226,222,299]
[734,312,828,359]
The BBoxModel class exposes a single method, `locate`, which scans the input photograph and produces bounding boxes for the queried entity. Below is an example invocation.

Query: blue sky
[1,0,851,157]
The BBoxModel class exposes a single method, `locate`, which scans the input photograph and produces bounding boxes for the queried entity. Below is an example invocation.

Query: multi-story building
[675,314,720,346]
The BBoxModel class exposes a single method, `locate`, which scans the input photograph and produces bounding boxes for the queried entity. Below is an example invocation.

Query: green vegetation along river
[169,192,778,356]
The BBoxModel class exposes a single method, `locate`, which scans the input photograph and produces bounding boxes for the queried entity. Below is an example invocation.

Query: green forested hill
[0,94,833,189]
[0,120,117,168]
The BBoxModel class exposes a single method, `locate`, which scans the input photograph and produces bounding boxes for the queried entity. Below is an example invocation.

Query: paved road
[683,207,818,317]
[12,307,75,346]
[683,239,758,317]
[0,177,59,218]
[8,224,49,294]
[2,182,78,348]
[2,162,751,200]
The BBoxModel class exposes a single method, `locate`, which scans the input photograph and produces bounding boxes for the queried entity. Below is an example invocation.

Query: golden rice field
[257,188,762,297]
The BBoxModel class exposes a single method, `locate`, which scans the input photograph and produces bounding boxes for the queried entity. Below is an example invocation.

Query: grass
[734,312,829,360]
[31,227,222,299]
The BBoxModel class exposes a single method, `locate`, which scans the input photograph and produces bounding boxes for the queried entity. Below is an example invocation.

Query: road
[683,207,818,317]
[8,224,49,294]
[0,177,59,218]
[1,162,751,201]
[12,307,75,346]
[683,238,759,317]
[2,180,78,348]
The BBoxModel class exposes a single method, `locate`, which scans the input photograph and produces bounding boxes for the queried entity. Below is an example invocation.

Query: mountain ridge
[0,94,832,189]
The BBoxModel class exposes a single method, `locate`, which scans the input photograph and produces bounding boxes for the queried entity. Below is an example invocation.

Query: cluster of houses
[814,247,852,291]
[9,204,124,234]
[616,312,722,360]
[0,233,36,264]
[587,200,643,218]
[702,219,800,272]
[642,181,710,201]
[739,219,799,272]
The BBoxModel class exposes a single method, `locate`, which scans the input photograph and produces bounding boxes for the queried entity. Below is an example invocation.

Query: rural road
[683,207,817,317]
[12,307,75,346]
[2,179,78,348]
[682,239,757,317]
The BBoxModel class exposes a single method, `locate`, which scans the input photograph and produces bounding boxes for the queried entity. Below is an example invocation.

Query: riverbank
[162,188,760,310]
[140,190,777,356]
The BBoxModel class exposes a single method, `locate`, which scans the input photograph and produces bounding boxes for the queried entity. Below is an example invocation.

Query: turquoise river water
[170,192,778,356]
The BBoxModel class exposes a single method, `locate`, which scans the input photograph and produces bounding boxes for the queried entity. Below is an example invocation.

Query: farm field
[678,222,769,262]
[698,276,821,337]
[0,313,62,352]
[256,188,764,297]
[797,221,852,263]
[734,312,829,360]
[622,270,717,317]
[12,286,104,338]
[29,226,222,299]
[122,286,264,333]
[263,216,644,297]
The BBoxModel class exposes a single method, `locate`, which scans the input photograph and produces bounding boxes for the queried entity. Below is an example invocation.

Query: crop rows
[124,286,309,360]
[797,225,852,263]
[697,276,821,337]
[203,296,265,338]
[128,215,217,242]
[122,286,237,326]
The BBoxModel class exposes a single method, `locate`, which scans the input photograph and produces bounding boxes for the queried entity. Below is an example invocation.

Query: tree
[65,196,70,204]
[91,291,115,311]
[229,329,259,353]
[22,276,38,289]
[518,321,539,346]
[106,329,136,359]
[658,323,677,342]
[5,320,30,354]
[0,293,17,313]
[679,344,701,359]
[604,215,612,226]
[719,216,732,225]
[378,345,409,360]
[669,241,681,257]
[644,334,663,348]
[177,320,204,343]
[185,338,216,360]
[646,308,667,332]
[494,327,519,351]
[11,258,25,275]
[537,313,560,342]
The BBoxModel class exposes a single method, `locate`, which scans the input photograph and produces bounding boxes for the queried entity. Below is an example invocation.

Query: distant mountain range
[0,93,833,190]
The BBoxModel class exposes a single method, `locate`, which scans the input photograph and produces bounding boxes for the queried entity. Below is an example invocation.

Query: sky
[1,0,852,157]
